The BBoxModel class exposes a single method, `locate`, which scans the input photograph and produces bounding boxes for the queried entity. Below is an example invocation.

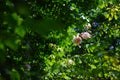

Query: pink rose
[80,32,91,39]
[73,35,82,45]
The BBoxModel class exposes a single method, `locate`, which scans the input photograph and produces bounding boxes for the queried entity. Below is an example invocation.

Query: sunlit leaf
[15,26,26,37]
[114,15,118,20]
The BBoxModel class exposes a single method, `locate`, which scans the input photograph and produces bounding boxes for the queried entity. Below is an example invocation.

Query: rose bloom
[73,35,82,45]
[80,32,91,39]
[67,59,73,65]
[85,23,91,29]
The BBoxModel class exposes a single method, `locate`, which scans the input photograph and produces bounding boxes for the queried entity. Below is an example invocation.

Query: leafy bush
[0,0,120,80]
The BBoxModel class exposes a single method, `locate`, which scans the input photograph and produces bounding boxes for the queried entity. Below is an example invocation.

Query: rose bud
[24,64,31,71]
[85,23,91,29]
[67,59,73,65]
[80,32,91,39]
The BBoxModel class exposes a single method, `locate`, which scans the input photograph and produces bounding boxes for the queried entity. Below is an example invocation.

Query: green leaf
[9,69,20,80]
[105,13,109,18]
[114,15,118,20]
[108,16,113,21]
[0,42,4,50]
[15,26,26,37]
[12,13,23,26]
[12,13,18,20]
[4,35,21,50]
[89,64,96,69]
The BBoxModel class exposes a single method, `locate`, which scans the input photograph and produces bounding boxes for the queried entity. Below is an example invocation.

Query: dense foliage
[0,0,120,80]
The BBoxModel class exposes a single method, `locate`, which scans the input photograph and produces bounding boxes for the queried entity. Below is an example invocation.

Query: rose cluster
[73,23,91,45]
